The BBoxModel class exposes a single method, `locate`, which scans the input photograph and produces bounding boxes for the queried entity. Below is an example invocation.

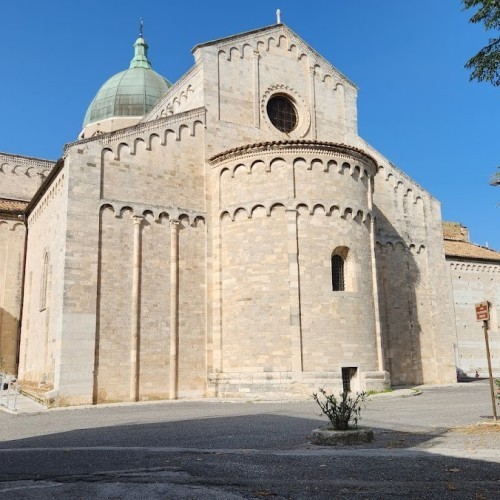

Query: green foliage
[463,0,500,86]
[366,388,394,396]
[312,388,367,431]
[490,167,500,186]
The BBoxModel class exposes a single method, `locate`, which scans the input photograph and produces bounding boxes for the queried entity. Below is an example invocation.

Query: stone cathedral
[0,22,462,406]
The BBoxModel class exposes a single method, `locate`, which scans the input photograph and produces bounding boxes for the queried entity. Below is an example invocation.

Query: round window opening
[266,95,298,133]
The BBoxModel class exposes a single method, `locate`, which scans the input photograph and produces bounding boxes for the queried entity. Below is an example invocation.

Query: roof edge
[25,158,65,217]
[192,23,281,51]
[193,23,357,90]
[0,151,56,167]
[209,140,378,170]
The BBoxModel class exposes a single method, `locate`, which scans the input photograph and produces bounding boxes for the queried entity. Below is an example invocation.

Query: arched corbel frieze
[322,74,333,86]
[192,120,204,135]
[326,159,338,173]
[233,207,250,221]
[251,204,266,217]
[241,43,253,58]
[177,124,190,141]
[342,207,353,220]
[192,216,206,228]
[232,163,249,177]
[162,129,176,147]
[310,158,323,171]
[131,138,146,156]
[268,157,285,172]
[340,162,351,175]
[277,35,288,49]
[250,159,267,174]
[269,202,286,216]
[146,133,160,151]
[327,205,341,217]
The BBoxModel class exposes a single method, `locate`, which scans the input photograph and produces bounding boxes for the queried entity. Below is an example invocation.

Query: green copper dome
[83,36,171,127]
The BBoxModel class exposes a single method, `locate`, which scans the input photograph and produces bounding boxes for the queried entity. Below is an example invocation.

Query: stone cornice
[25,158,65,217]
[141,64,203,122]
[64,107,206,152]
[195,24,355,89]
[99,199,206,224]
[358,137,435,203]
[209,140,378,171]
[0,152,55,170]
[100,108,205,145]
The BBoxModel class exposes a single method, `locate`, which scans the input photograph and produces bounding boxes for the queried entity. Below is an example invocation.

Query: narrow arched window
[331,254,345,291]
[40,252,49,311]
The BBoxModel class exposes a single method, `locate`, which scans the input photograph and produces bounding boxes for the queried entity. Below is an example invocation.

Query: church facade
[0,23,460,406]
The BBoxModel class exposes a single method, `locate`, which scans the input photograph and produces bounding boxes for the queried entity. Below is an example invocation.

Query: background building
[444,222,500,377]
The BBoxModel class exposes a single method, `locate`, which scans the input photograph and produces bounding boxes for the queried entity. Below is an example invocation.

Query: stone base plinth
[207,371,390,399]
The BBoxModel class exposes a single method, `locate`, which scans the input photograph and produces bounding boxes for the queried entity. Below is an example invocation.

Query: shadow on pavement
[0,413,499,498]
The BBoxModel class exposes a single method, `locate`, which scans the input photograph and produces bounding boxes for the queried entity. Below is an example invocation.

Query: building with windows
[0,22,461,406]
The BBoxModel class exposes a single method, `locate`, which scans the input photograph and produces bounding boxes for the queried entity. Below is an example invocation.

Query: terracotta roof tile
[442,221,469,241]
[444,240,500,262]
[0,199,28,213]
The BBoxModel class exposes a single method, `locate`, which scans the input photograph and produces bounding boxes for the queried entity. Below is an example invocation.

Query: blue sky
[2,1,498,248]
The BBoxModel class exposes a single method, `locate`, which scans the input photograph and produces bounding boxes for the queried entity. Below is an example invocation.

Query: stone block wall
[368,143,457,385]
[449,260,500,376]
[210,142,383,396]
[95,208,207,402]
[197,25,358,160]
[145,65,204,121]
[0,219,25,373]
[0,153,54,202]
[298,211,378,374]
[19,169,67,385]
[220,205,291,373]
[101,120,205,213]
[36,110,209,405]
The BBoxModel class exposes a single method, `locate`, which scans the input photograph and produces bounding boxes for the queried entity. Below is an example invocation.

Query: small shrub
[312,388,367,431]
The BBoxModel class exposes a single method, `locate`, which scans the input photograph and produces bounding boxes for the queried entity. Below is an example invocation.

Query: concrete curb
[311,427,374,446]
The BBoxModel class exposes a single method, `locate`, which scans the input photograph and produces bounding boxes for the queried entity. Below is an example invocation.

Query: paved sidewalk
[0,393,47,415]
[5,386,420,415]
[1,381,498,499]
[12,393,48,414]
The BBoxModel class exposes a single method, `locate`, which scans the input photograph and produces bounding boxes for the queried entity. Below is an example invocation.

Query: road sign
[475,301,490,322]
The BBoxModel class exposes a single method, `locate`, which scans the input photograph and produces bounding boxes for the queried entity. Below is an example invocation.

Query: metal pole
[483,320,497,421]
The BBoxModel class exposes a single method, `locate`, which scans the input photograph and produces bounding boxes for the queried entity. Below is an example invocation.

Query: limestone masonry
[0,23,498,406]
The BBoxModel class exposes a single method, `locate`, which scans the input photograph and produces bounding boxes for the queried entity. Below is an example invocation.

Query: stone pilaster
[130,215,143,401]
[169,219,180,399]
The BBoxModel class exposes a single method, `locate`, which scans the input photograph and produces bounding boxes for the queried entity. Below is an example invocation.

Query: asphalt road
[0,380,498,498]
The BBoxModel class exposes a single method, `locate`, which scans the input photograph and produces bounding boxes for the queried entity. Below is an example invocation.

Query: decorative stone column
[286,208,303,372]
[130,215,144,401]
[253,50,261,128]
[169,219,180,399]
[367,177,384,373]
[309,66,317,139]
